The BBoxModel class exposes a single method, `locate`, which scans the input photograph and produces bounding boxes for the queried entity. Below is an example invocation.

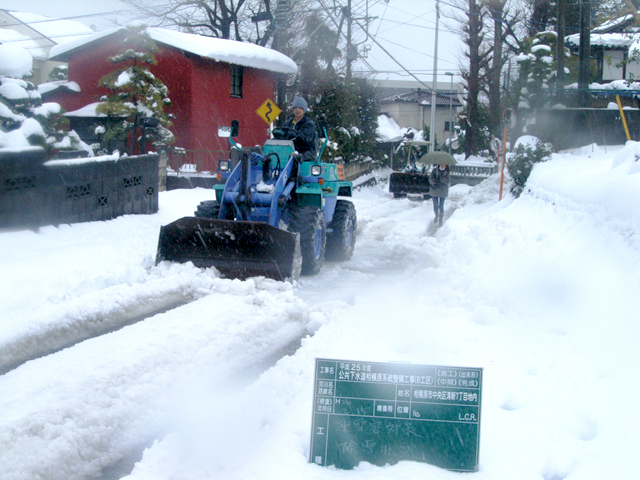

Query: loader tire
[195,201,234,220]
[194,200,220,218]
[326,200,356,262]
[289,205,326,276]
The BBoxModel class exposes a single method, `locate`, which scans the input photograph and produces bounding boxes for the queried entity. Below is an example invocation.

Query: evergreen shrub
[507,138,554,197]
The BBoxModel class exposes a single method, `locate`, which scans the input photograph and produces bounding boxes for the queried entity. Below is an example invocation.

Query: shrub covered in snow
[47,65,68,81]
[507,135,554,197]
[0,45,91,155]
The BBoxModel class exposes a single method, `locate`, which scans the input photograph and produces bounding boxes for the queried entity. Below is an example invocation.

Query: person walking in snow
[282,96,318,160]
[429,164,451,226]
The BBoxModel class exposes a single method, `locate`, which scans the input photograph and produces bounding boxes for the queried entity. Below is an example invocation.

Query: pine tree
[511,31,559,114]
[309,76,379,163]
[96,24,174,155]
[48,65,68,81]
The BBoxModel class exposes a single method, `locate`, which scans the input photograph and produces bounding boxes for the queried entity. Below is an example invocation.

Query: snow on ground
[1,142,639,480]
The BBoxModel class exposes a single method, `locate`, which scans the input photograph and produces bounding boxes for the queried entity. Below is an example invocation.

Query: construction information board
[309,358,482,472]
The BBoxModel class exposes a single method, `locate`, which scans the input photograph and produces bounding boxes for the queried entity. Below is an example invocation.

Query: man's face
[293,107,305,121]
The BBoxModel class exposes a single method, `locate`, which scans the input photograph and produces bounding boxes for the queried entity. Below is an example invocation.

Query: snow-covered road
[2,144,640,480]
[2,172,449,480]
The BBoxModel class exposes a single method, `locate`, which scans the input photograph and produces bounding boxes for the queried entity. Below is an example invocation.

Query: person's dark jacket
[429,167,451,198]
[282,115,318,157]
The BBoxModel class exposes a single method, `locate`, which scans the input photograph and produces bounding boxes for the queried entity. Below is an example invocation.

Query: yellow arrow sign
[256,98,282,125]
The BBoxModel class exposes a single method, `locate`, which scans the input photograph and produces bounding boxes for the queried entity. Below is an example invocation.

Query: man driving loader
[282,96,318,160]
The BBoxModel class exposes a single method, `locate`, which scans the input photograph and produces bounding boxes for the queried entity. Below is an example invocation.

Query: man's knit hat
[292,96,308,112]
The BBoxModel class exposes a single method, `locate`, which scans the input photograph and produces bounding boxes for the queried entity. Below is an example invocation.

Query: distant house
[566,14,640,82]
[47,27,297,154]
[0,9,94,83]
[376,84,462,149]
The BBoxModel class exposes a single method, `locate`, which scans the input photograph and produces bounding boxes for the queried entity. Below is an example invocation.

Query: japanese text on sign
[310,358,483,472]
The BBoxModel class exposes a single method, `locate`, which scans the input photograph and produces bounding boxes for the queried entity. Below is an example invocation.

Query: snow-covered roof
[592,13,637,34]
[63,102,107,117]
[378,87,461,107]
[566,32,638,50]
[37,80,81,96]
[376,114,428,143]
[0,26,48,59]
[9,11,95,46]
[49,27,298,75]
[0,10,94,59]
[377,114,404,142]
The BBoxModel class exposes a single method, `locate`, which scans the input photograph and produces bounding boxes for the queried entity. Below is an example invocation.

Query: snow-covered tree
[513,31,557,112]
[0,44,90,154]
[306,76,378,163]
[96,23,174,155]
[47,65,68,81]
[506,135,554,197]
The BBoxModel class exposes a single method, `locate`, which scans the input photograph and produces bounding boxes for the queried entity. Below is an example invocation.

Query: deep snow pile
[1,142,639,480]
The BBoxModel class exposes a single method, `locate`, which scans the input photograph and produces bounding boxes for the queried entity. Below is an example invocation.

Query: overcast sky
[351,0,465,84]
[0,0,140,31]
[0,0,465,83]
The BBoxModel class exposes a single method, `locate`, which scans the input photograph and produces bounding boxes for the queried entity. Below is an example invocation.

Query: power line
[375,16,441,34]
[0,6,157,49]
[351,14,441,89]
[371,0,389,40]
[2,1,462,81]
[0,7,145,27]
[371,35,460,66]
[0,31,112,51]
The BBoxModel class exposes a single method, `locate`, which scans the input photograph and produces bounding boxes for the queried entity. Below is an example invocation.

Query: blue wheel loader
[389,139,432,199]
[156,121,356,282]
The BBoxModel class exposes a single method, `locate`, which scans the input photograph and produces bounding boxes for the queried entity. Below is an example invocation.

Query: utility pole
[429,0,440,152]
[346,0,354,81]
[578,0,591,107]
[272,0,290,53]
[445,72,454,154]
[272,0,291,117]
[556,0,566,101]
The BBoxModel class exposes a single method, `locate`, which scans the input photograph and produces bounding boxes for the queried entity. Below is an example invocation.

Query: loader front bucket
[389,172,431,196]
[156,217,302,282]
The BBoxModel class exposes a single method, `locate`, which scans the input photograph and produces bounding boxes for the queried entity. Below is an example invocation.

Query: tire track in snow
[0,264,220,374]
[0,280,311,480]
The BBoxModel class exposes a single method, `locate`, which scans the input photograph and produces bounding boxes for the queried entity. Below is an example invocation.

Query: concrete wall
[1,149,159,229]
[343,159,375,181]
[525,108,640,150]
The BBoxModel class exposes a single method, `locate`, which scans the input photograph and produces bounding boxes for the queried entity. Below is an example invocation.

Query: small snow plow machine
[388,140,431,199]
[156,121,357,282]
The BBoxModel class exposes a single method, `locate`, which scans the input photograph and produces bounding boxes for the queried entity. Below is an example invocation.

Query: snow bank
[1,143,640,480]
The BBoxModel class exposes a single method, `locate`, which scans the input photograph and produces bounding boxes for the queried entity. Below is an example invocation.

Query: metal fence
[451,165,496,176]
[168,149,229,174]
[166,149,376,181]
[450,164,497,186]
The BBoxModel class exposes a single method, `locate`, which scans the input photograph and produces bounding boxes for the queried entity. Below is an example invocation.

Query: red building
[48,27,297,156]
